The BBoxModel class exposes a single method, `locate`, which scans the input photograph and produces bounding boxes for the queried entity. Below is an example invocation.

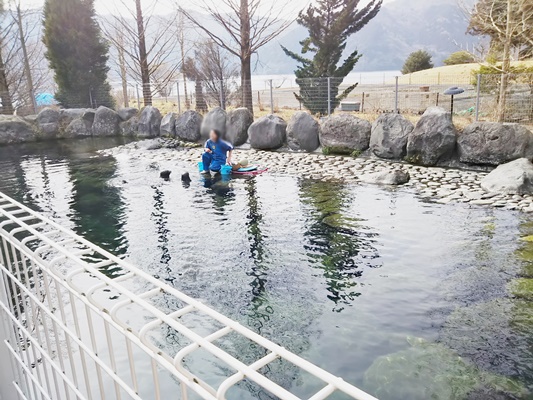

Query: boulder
[370,114,414,159]
[457,122,533,166]
[286,111,320,152]
[138,106,162,138]
[359,169,411,185]
[225,108,252,146]
[319,114,371,152]
[480,158,533,195]
[0,116,35,145]
[117,107,138,121]
[175,110,202,142]
[201,107,227,139]
[248,114,287,150]
[120,116,139,136]
[160,112,177,137]
[406,107,457,166]
[36,108,60,138]
[81,109,96,124]
[65,118,92,138]
[92,106,120,136]
[59,108,88,126]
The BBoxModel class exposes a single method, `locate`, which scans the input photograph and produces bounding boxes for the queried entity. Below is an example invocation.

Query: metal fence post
[394,76,399,114]
[269,79,274,114]
[136,84,141,108]
[0,271,18,400]
[327,77,331,116]
[475,74,481,122]
[176,81,181,114]
[219,79,225,110]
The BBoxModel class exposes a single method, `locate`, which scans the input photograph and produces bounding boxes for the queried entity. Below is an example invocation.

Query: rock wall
[3,105,533,173]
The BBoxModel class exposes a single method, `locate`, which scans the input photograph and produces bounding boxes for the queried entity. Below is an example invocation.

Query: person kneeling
[201,129,233,174]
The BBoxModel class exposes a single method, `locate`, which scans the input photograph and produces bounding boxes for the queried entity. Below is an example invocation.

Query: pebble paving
[100,139,533,213]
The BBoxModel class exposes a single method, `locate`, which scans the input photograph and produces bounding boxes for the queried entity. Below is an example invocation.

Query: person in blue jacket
[201,129,233,174]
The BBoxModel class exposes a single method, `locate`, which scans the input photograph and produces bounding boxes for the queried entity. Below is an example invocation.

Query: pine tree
[282,0,382,116]
[43,0,114,108]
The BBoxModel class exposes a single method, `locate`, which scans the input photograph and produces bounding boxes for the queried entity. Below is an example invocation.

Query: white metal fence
[0,190,377,400]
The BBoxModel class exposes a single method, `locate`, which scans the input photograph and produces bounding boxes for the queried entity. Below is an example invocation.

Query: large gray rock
[36,108,60,138]
[248,114,287,150]
[481,158,533,195]
[359,169,410,185]
[65,118,92,138]
[59,108,88,126]
[0,116,35,145]
[160,112,177,137]
[370,114,414,159]
[120,116,139,136]
[319,114,371,152]
[175,110,202,142]
[287,111,320,152]
[117,107,138,121]
[92,106,120,136]
[406,107,457,166]
[201,107,227,139]
[225,108,252,146]
[457,122,533,166]
[138,106,162,138]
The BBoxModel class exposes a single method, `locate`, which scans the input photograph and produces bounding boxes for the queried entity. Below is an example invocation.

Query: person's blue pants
[202,152,224,172]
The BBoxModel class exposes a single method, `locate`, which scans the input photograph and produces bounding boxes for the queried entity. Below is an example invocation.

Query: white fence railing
[0,190,377,400]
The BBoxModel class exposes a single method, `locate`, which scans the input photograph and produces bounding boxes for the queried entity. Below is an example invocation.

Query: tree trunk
[195,80,207,113]
[135,0,152,106]
[116,30,129,108]
[497,0,513,123]
[16,4,36,114]
[0,41,13,115]
[178,28,190,110]
[240,0,253,115]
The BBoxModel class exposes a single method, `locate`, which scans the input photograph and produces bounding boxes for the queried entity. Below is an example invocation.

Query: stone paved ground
[101,140,533,213]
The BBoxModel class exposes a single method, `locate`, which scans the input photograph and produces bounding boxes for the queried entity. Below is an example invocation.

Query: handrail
[0,190,378,400]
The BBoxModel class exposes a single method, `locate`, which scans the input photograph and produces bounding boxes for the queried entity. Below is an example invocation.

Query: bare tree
[177,10,190,110]
[194,40,239,108]
[467,0,533,121]
[179,0,294,115]
[0,0,13,114]
[102,0,181,107]
[12,1,36,112]
[182,57,208,113]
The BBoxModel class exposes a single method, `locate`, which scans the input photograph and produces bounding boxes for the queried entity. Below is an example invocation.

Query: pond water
[1,138,533,400]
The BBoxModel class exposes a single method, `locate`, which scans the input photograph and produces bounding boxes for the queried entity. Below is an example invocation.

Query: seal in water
[160,170,171,180]
[181,172,191,182]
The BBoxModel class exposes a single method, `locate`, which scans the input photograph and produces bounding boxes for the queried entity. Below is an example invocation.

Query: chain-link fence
[48,73,533,126]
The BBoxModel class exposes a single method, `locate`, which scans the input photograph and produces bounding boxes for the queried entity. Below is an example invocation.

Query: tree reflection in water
[299,179,381,312]
[68,155,129,276]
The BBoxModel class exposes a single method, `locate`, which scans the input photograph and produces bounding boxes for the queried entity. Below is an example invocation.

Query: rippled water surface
[2,138,533,399]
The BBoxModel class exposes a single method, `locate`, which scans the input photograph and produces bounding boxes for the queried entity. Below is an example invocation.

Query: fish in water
[160,170,171,180]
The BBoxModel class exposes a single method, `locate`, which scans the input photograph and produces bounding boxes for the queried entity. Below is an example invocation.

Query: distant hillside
[255,0,480,74]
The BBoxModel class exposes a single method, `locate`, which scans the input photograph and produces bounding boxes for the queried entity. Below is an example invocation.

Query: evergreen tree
[282,0,382,116]
[43,0,114,108]
[401,50,434,75]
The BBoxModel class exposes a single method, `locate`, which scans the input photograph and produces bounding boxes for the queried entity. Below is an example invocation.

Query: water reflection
[151,184,173,284]
[299,179,380,312]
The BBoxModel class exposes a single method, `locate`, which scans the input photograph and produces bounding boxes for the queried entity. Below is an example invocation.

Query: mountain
[255,0,480,74]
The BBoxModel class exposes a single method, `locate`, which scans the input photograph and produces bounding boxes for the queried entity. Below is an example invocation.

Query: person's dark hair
[211,129,221,140]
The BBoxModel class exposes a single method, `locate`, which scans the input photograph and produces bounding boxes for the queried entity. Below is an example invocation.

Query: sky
[23,0,396,17]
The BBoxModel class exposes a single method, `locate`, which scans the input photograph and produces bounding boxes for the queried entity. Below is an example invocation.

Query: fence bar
[0,191,377,400]
[394,76,399,114]
[177,81,182,114]
[269,79,274,114]
[475,73,481,122]
[327,77,331,116]
[219,80,225,110]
